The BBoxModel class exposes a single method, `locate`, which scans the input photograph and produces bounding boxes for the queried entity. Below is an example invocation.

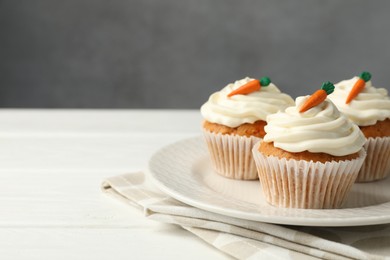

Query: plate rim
[148,136,390,227]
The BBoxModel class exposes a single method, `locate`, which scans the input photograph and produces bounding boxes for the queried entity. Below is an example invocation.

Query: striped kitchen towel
[102,172,389,260]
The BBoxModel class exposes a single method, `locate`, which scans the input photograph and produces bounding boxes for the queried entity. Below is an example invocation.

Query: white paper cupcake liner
[202,129,261,180]
[252,142,366,209]
[356,137,390,182]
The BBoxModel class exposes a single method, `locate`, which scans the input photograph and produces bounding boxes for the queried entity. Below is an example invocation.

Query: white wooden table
[0,109,231,259]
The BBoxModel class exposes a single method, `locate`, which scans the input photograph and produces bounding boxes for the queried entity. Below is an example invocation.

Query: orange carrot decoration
[345,71,371,104]
[227,77,271,97]
[299,82,335,113]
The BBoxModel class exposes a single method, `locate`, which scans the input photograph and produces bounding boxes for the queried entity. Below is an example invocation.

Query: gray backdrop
[1,0,389,108]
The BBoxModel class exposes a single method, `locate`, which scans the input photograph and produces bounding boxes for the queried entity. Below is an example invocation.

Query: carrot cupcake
[328,72,390,182]
[200,77,294,180]
[252,82,366,208]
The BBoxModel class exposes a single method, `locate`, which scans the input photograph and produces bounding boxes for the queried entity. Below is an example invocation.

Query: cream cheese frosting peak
[200,77,294,128]
[328,77,390,126]
[263,96,366,156]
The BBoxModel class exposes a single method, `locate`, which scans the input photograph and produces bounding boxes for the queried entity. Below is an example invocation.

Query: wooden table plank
[0,109,202,134]
[0,109,231,259]
[0,134,198,170]
[0,228,231,260]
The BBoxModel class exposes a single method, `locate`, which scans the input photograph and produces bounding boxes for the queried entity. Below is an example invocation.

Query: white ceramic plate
[148,136,390,226]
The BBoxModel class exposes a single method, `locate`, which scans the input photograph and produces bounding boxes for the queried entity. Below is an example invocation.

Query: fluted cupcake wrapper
[202,129,260,180]
[252,142,366,209]
[356,137,390,182]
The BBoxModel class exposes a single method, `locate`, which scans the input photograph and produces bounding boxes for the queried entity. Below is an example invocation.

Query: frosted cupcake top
[263,95,366,156]
[328,75,390,126]
[200,77,294,128]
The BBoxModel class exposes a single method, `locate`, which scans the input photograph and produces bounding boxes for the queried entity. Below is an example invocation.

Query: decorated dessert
[252,82,367,208]
[200,77,294,180]
[328,72,390,182]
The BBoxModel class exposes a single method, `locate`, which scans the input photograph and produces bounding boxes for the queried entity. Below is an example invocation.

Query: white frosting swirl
[263,97,366,156]
[328,77,390,126]
[200,77,294,127]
